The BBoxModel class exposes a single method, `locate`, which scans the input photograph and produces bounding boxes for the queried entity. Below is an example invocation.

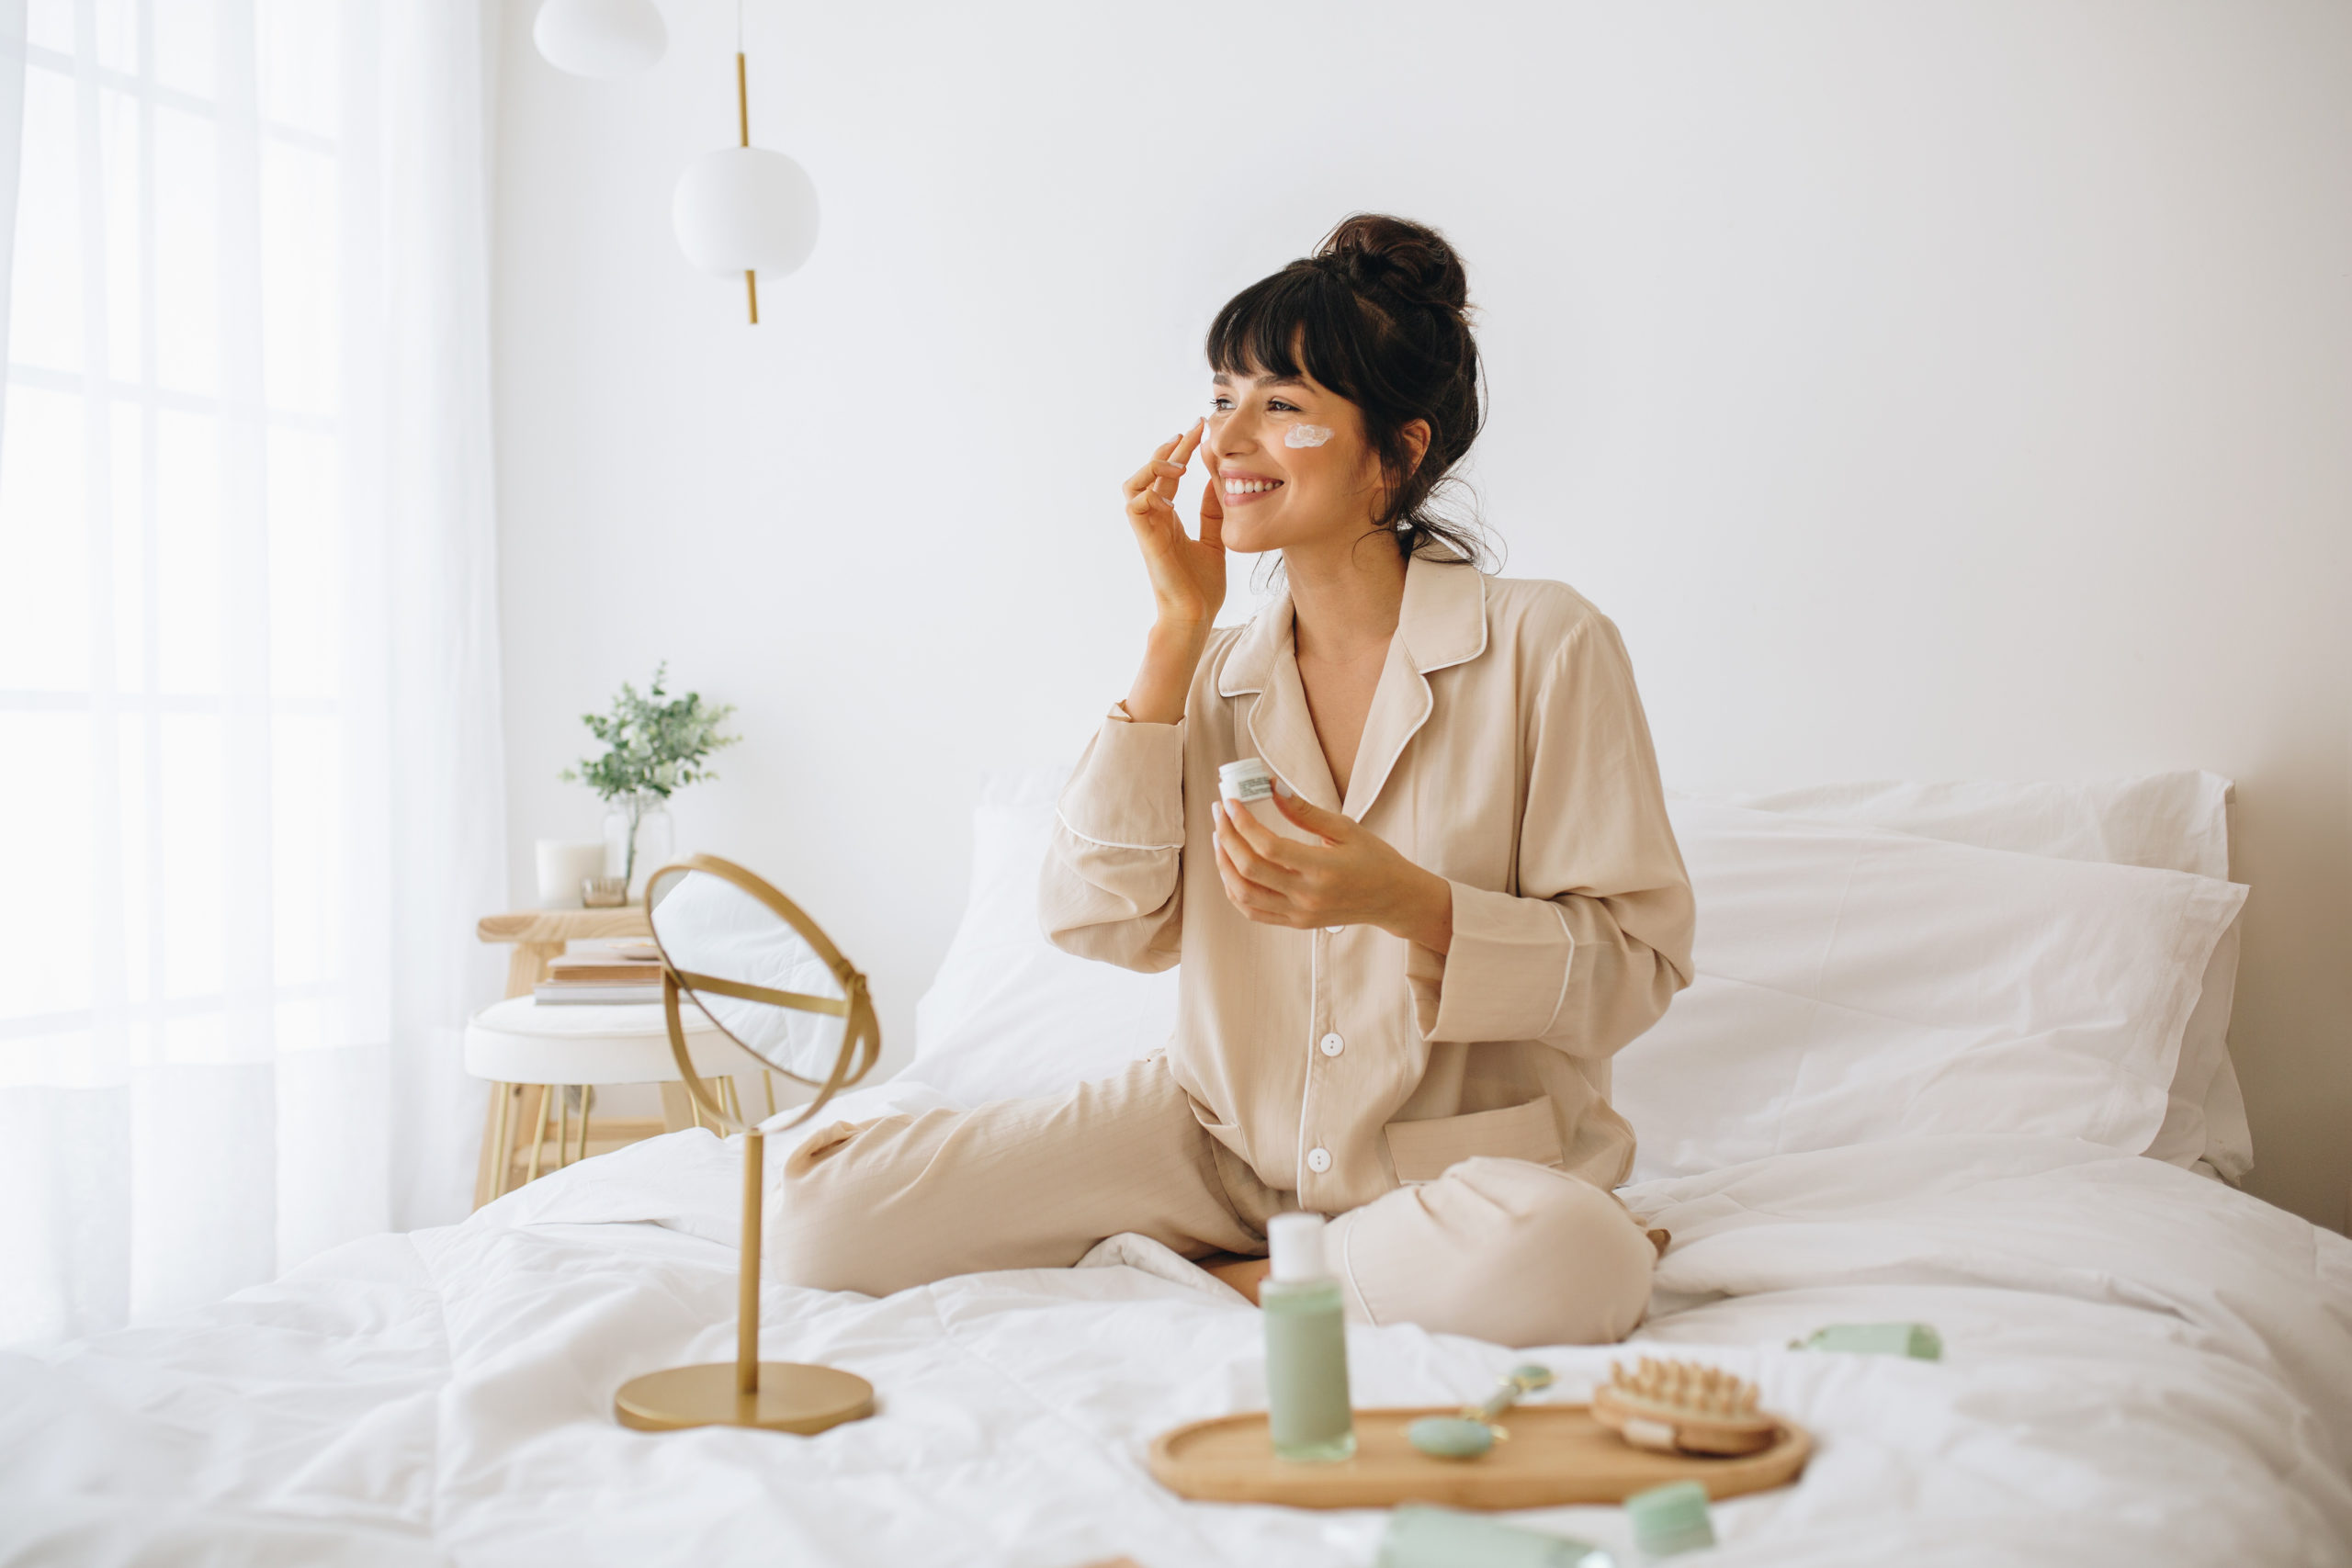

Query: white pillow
[909,768,1178,1104]
[1610,800,2246,1183]
[911,768,2250,1180]
[1709,773,2231,879]
[1690,773,2249,1180]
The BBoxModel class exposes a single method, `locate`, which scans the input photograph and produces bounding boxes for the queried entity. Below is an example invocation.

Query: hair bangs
[1205,269,1363,400]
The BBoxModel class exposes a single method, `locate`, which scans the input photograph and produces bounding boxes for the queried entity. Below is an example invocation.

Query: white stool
[463,997,802,1201]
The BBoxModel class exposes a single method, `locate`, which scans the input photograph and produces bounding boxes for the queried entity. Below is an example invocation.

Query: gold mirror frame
[650,853,881,1134]
[613,853,882,1436]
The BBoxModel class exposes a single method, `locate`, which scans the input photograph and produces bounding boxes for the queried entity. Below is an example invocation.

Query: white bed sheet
[6,1080,2348,1568]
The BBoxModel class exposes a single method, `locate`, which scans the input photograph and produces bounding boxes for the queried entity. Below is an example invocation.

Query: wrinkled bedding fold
[6,1117,2348,1567]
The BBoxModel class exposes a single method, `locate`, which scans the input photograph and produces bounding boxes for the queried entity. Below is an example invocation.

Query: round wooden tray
[1148,1404,1811,1510]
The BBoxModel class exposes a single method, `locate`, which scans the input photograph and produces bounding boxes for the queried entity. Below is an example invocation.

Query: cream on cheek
[1283,423,1334,448]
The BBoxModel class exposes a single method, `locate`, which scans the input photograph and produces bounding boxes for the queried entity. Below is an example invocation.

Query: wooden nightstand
[470,908,806,1207]
[472,908,655,1208]
[478,908,652,997]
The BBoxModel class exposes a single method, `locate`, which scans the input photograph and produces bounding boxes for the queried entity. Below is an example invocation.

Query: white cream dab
[1284,424,1333,449]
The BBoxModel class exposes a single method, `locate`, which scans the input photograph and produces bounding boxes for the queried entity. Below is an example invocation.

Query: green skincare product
[1792,1322,1943,1359]
[1376,1506,1615,1568]
[1625,1479,1715,1557]
[1409,1362,1557,1461]
[1261,1212,1354,1462]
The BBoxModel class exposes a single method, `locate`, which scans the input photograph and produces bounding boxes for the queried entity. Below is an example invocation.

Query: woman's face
[1202,366,1385,558]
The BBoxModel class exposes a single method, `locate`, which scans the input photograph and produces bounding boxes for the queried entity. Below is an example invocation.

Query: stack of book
[534,939,666,1006]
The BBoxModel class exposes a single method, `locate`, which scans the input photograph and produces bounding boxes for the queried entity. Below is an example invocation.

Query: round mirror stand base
[614,1361,876,1435]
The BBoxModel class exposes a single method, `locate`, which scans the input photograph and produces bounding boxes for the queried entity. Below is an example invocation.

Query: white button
[1306,1146,1332,1174]
[1325,924,1344,934]
[1319,1032,1344,1057]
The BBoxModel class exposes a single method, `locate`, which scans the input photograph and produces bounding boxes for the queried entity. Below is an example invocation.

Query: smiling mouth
[1222,477,1284,502]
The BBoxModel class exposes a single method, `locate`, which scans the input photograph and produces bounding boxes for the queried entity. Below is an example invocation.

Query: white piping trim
[1241,693,1321,817]
[1295,929,1318,1194]
[1543,899,1577,1035]
[1052,807,1182,853]
[1338,670,1431,824]
[1406,565,1489,678]
[1215,605,1284,698]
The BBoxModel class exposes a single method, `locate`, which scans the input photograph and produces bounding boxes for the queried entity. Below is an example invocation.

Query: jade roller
[1408,1364,1555,1461]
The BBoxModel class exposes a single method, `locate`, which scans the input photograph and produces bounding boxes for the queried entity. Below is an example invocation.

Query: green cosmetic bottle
[1261,1212,1354,1462]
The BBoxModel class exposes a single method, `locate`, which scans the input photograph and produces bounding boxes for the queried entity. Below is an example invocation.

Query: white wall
[491,0,2352,1230]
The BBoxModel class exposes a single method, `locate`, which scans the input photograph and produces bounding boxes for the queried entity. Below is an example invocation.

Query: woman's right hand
[1122,419,1225,630]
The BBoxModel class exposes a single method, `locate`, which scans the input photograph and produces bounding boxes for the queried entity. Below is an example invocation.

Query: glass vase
[604,795,676,899]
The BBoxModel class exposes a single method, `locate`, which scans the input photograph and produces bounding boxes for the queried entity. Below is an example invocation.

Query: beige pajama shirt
[777,553,1696,1347]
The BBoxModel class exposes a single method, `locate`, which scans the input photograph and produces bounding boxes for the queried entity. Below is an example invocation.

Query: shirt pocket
[1383,1095,1564,1184]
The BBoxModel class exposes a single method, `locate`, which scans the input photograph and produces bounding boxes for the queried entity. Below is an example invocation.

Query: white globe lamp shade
[673,148,820,277]
[534,0,666,80]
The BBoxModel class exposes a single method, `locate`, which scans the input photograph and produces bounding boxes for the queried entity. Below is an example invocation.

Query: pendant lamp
[533,0,667,80]
[673,13,820,324]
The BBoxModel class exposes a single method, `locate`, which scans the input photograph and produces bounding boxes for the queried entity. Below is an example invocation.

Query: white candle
[536,840,607,909]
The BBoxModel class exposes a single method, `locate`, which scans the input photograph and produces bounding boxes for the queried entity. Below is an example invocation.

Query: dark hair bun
[1205,212,1492,570]
[1316,213,1470,314]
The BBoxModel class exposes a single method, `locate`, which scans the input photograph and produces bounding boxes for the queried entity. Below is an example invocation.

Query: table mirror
[613,853,882,1435]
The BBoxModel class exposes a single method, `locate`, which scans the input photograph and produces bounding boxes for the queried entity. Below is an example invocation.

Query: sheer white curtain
[0,0,506,1349]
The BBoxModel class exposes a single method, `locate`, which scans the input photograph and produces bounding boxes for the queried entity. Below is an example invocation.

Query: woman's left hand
[1213,791,1454,953]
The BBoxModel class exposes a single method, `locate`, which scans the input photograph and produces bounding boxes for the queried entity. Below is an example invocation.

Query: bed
[6,773,2349,1567]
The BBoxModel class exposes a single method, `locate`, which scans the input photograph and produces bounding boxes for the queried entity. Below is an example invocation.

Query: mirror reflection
[646,867,848,1084]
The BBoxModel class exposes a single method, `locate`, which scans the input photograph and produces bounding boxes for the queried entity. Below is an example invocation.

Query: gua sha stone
[1408,1363,1555,1461]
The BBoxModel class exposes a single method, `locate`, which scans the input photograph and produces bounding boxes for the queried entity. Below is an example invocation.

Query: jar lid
[1217,757,1274,789]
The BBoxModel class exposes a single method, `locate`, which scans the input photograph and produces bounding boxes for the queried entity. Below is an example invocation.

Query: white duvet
[6,1082,2348,1568]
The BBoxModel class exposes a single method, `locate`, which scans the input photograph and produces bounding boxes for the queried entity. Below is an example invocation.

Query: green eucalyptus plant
[560,662,741,886]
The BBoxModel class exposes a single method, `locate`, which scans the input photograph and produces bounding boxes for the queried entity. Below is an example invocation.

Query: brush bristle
[1607,1357,1761,1418]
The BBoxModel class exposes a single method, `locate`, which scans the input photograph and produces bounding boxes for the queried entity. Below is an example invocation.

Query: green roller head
[1408,1416,1495,1460]
[1469,1362,1556,1421]
[1417,1361,1562,1455]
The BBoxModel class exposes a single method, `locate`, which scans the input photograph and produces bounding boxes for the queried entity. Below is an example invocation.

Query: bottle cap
[1266,1212,1328,1282]
[1624,1479,1714,1556]
[1217,757,1275,800]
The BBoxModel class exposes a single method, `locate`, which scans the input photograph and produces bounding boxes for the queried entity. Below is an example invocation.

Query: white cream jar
[1216,757,1323,844]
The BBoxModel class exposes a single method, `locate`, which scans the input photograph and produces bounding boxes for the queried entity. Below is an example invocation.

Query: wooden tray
[1148,1404,1810,1510]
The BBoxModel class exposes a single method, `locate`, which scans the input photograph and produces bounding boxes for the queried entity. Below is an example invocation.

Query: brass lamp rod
[738,51,758,325]
[738,1121,764,1393]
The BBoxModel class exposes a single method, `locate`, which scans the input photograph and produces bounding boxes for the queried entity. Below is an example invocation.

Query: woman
[777,215,1693,1348]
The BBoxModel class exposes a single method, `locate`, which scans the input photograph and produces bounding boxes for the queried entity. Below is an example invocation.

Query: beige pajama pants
[774,1055,1656,1348]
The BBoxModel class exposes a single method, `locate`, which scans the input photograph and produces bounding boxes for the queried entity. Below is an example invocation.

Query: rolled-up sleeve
[1038,713,1189,973]
[1409,614,1694,1055]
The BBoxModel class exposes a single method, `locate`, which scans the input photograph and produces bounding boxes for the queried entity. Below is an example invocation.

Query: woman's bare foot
[1202,1255,1273,1304]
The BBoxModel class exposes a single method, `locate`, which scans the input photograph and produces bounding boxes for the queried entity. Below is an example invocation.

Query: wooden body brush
[1590,1358,1780,1457]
